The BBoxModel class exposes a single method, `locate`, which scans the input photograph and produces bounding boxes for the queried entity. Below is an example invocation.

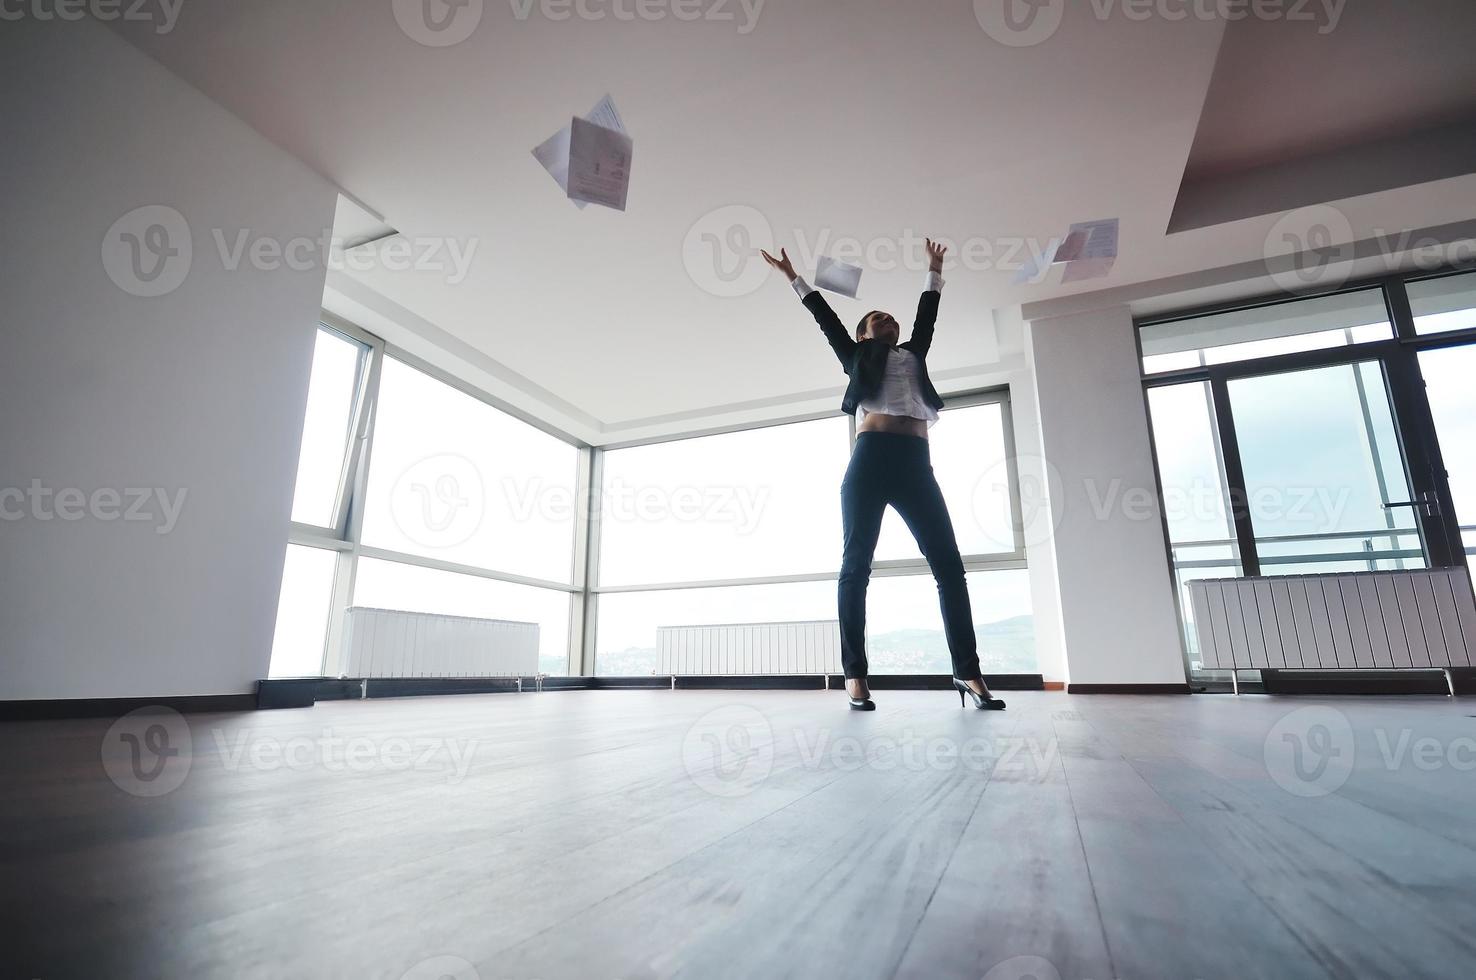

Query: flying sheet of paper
[567,116,633,211]
[532,94,631,210]
[1060,256,1116,283]
[1058,218,1118,261]
[815,255,863,298]
[532,125,583,209]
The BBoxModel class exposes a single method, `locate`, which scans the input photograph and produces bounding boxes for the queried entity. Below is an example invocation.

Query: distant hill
[593,615,1038,676]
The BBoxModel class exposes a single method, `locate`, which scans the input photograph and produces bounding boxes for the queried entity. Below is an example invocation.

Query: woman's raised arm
[763,247,856,369]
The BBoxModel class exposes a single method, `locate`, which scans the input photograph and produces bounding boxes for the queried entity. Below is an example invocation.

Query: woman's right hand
[760,247,796,281]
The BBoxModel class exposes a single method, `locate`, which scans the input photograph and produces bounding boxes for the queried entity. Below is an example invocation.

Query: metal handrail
[1169,525,1475,572]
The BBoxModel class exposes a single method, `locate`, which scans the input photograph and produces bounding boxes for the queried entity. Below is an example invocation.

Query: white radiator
[656,620,842,675]
[1188,569,1476,670]
[341,607,539,677]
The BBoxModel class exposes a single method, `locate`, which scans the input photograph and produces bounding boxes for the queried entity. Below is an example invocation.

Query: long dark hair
[855,311,889,340]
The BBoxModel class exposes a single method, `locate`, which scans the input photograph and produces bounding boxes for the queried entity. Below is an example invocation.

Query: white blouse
[857,346,939,427]
[792,270,944,427]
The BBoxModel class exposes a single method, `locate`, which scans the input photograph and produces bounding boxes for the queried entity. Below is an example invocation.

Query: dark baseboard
[0,693,257,721]
[1067,683,1193,695]
[1261,669,1455,696]
[257,678,321,709]
[365,677,523,699]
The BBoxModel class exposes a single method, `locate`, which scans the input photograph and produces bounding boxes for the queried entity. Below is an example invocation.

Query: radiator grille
[341,607,540,677]
[656,620,842,675]
[1188,569,1476,670]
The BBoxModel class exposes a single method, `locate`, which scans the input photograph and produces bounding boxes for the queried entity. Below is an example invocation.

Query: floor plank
[3,690,1476,978]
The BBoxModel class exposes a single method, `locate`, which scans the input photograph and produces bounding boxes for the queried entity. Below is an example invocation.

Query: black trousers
[838,431,982,681]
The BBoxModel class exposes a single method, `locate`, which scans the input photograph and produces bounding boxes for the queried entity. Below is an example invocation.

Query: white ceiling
[111,0,1476,435]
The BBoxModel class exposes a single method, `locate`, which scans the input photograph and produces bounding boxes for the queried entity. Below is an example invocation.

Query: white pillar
[1024,304,1187,688]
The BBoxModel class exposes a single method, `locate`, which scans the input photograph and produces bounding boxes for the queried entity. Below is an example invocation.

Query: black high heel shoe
[849,696,876,711]
[953,677,1006,710]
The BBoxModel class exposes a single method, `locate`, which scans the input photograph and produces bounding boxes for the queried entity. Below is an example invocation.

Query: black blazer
[802,288,946,417]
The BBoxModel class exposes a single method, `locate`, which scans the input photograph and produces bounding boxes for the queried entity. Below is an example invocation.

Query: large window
[1141,270,1476,677]
[362,357,579,585]
[269,322,1035,681]
[593,395,1034,676]
[289,329,368,528]
[267,544,339,678]
[598,416,850,586]
[269,324,583,679]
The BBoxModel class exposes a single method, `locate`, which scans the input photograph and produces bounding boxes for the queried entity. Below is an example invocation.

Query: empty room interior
[8,1,1476,977]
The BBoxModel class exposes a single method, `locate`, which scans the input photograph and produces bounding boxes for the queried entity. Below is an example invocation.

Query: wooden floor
[4,690,1476,979]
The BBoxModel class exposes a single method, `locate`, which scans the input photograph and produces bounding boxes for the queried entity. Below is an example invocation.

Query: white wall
[1024,304,1187,686]
[0,19,335,700]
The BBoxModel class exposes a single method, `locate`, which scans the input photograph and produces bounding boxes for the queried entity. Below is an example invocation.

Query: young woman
[761,240,1005,711]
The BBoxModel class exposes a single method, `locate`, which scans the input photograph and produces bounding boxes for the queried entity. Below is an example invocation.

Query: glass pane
[267,544,338,677]
[1145,382,1242,667]
[866,570,1035,674]
[593,570,1035,676]
[290,329,364,527]
[1418,344,1476,558]
[353,557,571,676]
[595,580,834,676]
[1408,272,1476,336]
[1228,361,1424,575]
[598,417,851,587]
[1140,288,1391,374]
[361,358,579,584]
[874,402,1017,561]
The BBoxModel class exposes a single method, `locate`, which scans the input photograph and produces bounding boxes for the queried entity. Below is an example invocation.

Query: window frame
[1137,262,1476,681]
